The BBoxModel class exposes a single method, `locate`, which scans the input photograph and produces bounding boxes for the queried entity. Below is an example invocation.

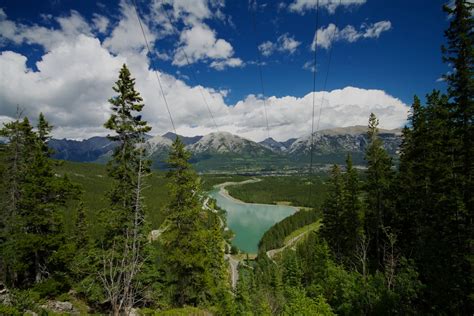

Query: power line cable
[307,0,321,205]
[159,0,220,131]
[250,0,271,141]
[249,0,279,206]
[308,0,342,205]
[132,0,176,134]
[316,0,342,132]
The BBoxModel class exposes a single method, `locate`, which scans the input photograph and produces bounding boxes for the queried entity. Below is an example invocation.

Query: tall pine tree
[320,164,346,260]
[364,113,394,270]
[393,1,473,312]
[100,64,152,315]
[160,138,228,307]
[341,154,364,264]
[104,63,152,238]
[442,0,473,214]
[0,114,79,288]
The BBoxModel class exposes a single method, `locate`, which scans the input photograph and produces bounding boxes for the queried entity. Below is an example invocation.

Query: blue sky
[0,0,452,140]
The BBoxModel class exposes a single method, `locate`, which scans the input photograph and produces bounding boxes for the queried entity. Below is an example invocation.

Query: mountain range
[49,126,402,173]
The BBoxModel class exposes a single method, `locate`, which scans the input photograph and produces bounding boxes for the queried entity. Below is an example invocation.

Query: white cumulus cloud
[312,21,392,49]
[289,0,367,14]
[150,0,242,70]
[103,1,155,54]
[258,33,301,57]
[173,23,242,69]
[0,6,408,142]
[0,9,92,50]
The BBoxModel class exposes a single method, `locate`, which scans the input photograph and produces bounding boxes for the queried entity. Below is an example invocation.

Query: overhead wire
[158,0,220,131]
[316,0,342,132]
[308,0,341,205]
[250,0,271,141]
[249,0,277,205]
[307,0,321,205]
[131,0,176,134]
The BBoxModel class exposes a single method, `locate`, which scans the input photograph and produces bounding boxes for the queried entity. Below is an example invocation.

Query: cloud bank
[0,3,408,142]
[289,0,367,14]
[313,21,392,49]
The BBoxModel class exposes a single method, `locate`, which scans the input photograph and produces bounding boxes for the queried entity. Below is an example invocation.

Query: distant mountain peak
[161,131,203,145]
[259,137,288,153]
[189,131,268,155]
[47,126,402,171]
[317,125,402,136]
[162,131,177,139]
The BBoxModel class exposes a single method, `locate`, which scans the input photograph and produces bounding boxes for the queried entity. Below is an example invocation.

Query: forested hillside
[231,2,473,314]
[0,65,233,315]
[0,1,472,315]
[227,174,329,208]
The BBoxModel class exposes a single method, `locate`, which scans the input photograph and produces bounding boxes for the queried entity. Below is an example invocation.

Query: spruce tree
[441,3,473,312]
[396,90,473,313]
[364,113,394,269]
[99,64,152,315]
[160,138,227,307]
[0,114,79,288]
[442,0,473,214]
[104,63,152,237]
[0,116,36,286]
[392,1,473,311]
[341,154,363,263]
[395,96,427,254]
[320,164,345,259]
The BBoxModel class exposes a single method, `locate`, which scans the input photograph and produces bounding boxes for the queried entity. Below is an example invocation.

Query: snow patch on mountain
[189,132,265,154]
[146,135,173,153]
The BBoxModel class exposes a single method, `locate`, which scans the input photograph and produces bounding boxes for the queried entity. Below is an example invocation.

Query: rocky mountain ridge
[48,126,403,171]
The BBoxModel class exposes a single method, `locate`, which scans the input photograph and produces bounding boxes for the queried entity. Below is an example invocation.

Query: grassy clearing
[54,160,171,229]
[283,220,321,245]
[226,174,329,208]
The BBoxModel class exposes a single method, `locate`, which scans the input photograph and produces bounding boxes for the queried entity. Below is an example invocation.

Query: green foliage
[200,174,248,191]
[159,138,229,308]
[226,174,328,208]
[103,63,152,238]
[0,304,22,316]
[9,288,41,312]
[395,91,471,312]
[320,157,364,264]
[151,307,214,315]
[0,2,469,313]
[320,165,345,259]
[364,113,395,268]
[258,209,320,253]
[283,287,334,316]
[341,155,364,259]
[54,161,171,231]
[281,251,303,288]
[442,2,474,210]
[0,113,80,289]
[32,277,69,298]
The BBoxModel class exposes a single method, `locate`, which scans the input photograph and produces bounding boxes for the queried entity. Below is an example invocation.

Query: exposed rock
[162,132,203,145]
[288,127,401,158]
[48,126,403,169]
[41,300,75,314]
[188,131,270,156]
[127,307,140,316]
[148,225,169,242]
[259,137,288,153]
[0,283,12,306]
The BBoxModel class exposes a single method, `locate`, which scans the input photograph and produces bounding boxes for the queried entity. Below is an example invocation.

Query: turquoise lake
[208,187,296,253]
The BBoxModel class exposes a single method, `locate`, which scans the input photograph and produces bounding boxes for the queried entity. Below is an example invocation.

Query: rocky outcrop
[40,300,78,315]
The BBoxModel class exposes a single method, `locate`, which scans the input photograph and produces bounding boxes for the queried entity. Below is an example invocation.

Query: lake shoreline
[213,179,300,213]
[209,178,299,254]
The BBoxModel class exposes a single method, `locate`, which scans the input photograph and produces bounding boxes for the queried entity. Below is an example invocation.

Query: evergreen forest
[0,1,472,315]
